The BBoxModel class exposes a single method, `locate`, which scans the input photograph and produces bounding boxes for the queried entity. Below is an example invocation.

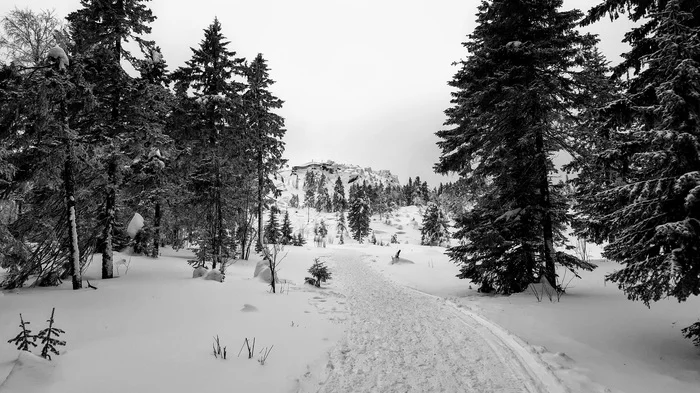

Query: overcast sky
[4,0,636,186]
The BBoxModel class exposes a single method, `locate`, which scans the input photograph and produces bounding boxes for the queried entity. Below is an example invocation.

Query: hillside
[275,160,400,210]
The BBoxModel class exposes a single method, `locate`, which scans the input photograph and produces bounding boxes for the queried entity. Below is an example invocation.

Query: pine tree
[303,171,316,208]
[317,219,328,238]
[289,194,299,208]
[7,313,36,351]
[421,202,451,246]
[280,210,293,245]
[294,232,306,247]
[337,210,347,244]
[264,207,280,244]
[171,18,247,270]
[68,0,160,280]
[582,0,700,344]
[332,176,346,212]
[348,186,371,243]
[123,44,173,259]
[315,175,331,212]
[37,308,66,360]
[306,258,332,287]
[435,0,596,293]
[243,53,286,250]
[564,44,624,242]
[0,31,98,289]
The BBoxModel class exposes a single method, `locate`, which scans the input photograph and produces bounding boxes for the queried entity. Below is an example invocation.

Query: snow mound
[192,266,207,278]
[241,304,258,312]
[0,351,55,393]
[254,259,278,283]
[126,213,144,239]
[253,260,268,277]
[204,270,224,282]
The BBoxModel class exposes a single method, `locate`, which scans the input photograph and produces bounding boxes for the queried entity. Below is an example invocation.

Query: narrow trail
[302,249,564,393]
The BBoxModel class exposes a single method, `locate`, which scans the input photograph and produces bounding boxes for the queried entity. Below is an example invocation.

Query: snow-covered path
[304,249,564,393]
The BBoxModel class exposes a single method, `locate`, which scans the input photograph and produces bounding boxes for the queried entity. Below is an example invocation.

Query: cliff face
[274,160,400,208]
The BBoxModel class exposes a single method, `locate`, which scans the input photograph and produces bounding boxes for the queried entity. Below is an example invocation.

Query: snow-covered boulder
[204,270,224,282]
[241,304,258,312]
[192,266,208,278]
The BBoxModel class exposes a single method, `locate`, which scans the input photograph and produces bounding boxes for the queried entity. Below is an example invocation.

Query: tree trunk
[257,150,264,250]
[241,189,250,260]
[152,201,161,258]
[212,162,222,270]
[102,5,124,278]
[63,141,82,290]
[268,255,276,294]
[101,157,116,279]
[535,129,556,286]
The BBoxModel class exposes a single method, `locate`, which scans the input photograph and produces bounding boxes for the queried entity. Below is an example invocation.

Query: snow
[2,205,699,393]
[126,213,144,239]
[0,352,55,393]
[357,210,700,393]
[0,247,344,393]
[298,249,563,393]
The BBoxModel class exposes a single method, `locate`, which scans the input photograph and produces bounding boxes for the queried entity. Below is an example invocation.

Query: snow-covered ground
[2,206,700,393]
[351,206,700,393]
[297,248,567,393]
[0,247,346,393]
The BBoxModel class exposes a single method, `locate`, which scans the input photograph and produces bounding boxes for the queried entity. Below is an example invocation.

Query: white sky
[3,0,636,187]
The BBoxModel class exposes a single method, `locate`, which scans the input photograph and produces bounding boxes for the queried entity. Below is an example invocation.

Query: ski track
[312,250,556,393]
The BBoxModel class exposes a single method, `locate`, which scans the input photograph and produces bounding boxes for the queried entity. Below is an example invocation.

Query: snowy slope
[275,160,400,210]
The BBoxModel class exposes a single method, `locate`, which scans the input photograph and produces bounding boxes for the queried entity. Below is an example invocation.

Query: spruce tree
[582,0,700,344]
[303,171,316,208]
[243,53,286,250]
[337,210,347,244]
[315,175,331,212]
[280,210,293,245]
[0,30,98,289]
[289,194,299,208]
[403,177,414,206]
[435,0,596,293]
[348,186,371,243]
[564,44,624,242]
[264,207,280,244]
[171,18,247,269]
[421,202,450,246]
[68,0,160,279]
[317,219,328,238]
[332,176,346,212]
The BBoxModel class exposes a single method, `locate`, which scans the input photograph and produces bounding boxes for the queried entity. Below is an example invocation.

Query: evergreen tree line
[297,170,445,215]
[436,0,700,344]
[0,2,286,289]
